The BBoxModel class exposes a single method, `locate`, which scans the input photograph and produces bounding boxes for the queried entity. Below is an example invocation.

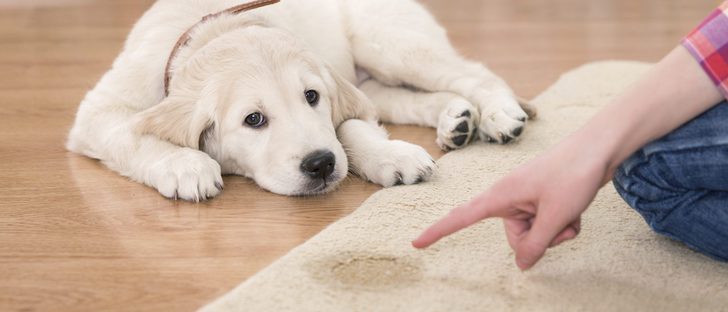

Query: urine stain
[308,253,423,290]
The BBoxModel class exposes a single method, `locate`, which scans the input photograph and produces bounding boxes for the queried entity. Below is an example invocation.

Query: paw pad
[452,135,468,147]
[437,99,479,152]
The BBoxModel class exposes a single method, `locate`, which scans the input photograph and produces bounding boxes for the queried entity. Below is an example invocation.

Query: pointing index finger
[411,192,501,248]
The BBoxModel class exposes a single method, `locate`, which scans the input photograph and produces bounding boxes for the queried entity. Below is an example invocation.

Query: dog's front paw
[436,97,479,151]
[477,92,529,144]
[149,149,223,201]
[364,140,435,187]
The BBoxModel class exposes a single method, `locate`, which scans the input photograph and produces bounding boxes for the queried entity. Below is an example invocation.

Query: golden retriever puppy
[67,0,533,201]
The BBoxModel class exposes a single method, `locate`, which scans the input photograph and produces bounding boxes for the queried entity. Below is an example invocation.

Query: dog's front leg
[68,108,223,202]
[337,119,435,187]
[124,135,224,201]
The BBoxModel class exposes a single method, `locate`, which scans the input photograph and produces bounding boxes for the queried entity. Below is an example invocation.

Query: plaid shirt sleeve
[682,1,728,99]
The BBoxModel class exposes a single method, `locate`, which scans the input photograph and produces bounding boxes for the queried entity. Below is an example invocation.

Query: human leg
[613,101,728,261]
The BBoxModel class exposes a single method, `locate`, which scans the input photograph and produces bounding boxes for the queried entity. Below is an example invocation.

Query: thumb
[514,211,566,270]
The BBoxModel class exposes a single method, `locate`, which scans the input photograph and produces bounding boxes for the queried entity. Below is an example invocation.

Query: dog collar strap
[164,0,281,97]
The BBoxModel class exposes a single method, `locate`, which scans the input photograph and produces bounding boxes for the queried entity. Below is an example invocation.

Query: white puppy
[67,0,534,201]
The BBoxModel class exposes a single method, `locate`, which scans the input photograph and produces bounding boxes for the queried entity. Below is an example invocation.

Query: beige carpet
[201,62,728,312]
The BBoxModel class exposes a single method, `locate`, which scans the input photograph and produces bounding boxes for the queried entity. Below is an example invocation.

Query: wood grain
[0,0,717,311]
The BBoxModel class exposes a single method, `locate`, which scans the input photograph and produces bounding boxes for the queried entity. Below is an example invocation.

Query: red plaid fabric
[682,1,728,99]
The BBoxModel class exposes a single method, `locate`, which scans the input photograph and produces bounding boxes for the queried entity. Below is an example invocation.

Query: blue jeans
[613,100,728,261]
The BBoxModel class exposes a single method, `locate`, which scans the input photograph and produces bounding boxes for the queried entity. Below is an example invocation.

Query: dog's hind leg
[359,79,479,151]
[346,0,535,144]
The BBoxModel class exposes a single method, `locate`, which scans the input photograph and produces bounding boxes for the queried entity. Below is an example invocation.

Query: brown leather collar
[164,0,280,97]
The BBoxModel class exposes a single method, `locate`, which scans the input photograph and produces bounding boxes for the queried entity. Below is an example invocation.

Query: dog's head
[136,25,374,195]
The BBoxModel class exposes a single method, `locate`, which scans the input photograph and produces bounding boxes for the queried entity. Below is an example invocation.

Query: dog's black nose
[300,150,336,179]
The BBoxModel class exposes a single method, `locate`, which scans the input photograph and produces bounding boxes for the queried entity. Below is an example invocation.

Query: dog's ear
[324,66,377,126]
[517,95,538,120]
[135,96,214,150]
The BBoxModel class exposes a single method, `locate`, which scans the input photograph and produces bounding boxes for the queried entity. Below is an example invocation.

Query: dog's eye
[304,90,319,106]
[244,112,267,128]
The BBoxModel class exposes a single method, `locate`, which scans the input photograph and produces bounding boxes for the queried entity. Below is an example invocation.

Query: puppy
[67,0,534,201]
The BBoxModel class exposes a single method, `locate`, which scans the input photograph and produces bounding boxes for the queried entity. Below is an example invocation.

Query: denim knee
[613,151,728,261]
[614,151,687,228]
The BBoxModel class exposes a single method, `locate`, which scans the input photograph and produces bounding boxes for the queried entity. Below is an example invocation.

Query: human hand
[413,45,726,270]
[412,141,609,270]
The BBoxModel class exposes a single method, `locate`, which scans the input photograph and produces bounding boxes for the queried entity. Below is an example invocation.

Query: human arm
[412,44,724,270]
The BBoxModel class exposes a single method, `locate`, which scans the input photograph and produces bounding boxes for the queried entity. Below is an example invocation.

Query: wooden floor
[0,0,718,311]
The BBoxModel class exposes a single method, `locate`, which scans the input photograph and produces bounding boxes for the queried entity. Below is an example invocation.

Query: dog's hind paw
[476,92,529,144]
[436,97,479,151]
[149,149,223,202]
